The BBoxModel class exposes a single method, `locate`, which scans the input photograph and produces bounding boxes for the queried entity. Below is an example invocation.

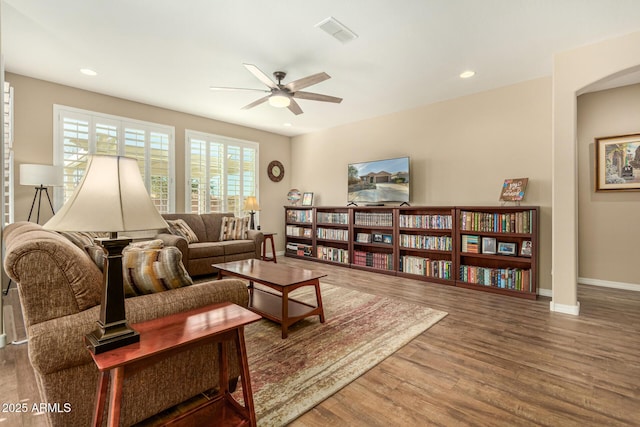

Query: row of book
[286,209,313,223]
[285,242,313,257]
[352,250,394,270]
[316,227,349,241]
[399,234,452,251]
[398,214,452,230]
[317,246,349,264]
[459,265,531,292]
[286,225,312,238]
[400,256,452,279]
[317,212,349,224]
[460,210,533,234]
[354,212,393,227]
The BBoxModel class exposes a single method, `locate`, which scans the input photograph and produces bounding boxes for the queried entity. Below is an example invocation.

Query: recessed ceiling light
[80,68,98,76]
[460,70,475,79]
[283,123,292,127]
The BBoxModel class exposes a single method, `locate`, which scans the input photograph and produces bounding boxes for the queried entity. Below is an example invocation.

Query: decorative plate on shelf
[287,189,302,206]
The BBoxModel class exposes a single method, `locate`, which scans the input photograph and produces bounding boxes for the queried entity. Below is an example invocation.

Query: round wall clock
[267,160,285,182]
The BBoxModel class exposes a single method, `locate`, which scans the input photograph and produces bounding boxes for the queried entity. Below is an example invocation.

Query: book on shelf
[356,233,372,243]
[286,209,313,223]
[399,234,452,251]
[317,245,349,264]
[460,210,533,234]
[316,212,349,224]
[399,214,452,229]
[459,265,531,292]
[316,227,349,241]
[461,235,479,253]
[354,211,393,227]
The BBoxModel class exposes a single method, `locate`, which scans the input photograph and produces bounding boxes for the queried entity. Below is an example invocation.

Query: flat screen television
[348,156,410,205]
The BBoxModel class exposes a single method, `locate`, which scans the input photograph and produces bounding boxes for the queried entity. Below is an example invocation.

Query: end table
[88,302,261,427]
[261,232,277,263]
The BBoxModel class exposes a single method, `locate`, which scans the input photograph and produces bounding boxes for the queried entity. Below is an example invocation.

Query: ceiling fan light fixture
[269,94,291,108]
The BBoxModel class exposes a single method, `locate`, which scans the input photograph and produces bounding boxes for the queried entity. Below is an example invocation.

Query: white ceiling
[3,0,640,137]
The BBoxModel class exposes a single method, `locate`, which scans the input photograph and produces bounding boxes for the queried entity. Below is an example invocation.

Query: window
[53,105,175,213]
[2,80,14,225]
[185,130,258,217]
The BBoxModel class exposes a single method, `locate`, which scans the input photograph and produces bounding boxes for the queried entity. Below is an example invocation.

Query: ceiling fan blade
[284,72,330,92]
[243,63,278,89]
[209,86,270,93]
[287,99,303,115]
[241,96,270,110]
[293,91,343,103]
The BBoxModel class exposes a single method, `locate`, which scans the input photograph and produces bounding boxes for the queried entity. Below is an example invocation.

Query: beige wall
[6,72,291,249]
[292,77,553,291]
[552,30,640,313]
[577,83,640,286]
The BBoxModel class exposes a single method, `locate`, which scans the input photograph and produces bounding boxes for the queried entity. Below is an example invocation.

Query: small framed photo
[497,242,517,256]
[372,233,383,243]
[302,192,314,206]
[382,234,393,244]
[520,240,532,257]
[481,237,496,254]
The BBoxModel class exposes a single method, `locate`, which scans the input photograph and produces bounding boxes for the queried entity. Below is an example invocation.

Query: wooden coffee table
[214,259,327,338]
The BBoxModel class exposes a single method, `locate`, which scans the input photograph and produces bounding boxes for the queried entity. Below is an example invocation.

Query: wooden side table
[261,232,277,263]
[88,302,261,427]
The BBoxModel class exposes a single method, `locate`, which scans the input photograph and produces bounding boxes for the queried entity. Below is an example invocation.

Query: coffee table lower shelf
[249,287,321,326]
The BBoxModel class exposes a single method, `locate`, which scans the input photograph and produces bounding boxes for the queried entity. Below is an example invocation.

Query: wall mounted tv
[348,156,410,205]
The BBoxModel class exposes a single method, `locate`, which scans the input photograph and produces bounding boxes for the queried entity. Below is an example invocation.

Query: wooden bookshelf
[284,206,314,260]
[455,206,538,300]
[397,206,455,286]
[284,205,539,299]
[315,207,350,266]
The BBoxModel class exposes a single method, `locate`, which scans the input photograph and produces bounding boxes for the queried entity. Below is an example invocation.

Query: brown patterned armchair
[3,221,249,426]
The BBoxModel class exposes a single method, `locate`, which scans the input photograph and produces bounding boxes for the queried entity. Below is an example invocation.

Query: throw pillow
[57,231,110,250]
[166,219,199,243]
[122,246,193,297]
[85,239,166,272]
[219,216,250,241]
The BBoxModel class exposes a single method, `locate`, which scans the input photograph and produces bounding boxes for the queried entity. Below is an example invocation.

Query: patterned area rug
[242,283,447,426]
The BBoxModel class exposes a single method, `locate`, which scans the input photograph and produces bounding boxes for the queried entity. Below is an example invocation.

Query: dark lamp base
[85,321,140,354]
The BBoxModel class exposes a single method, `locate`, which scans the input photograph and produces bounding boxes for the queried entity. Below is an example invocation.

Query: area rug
[241,283,448,426]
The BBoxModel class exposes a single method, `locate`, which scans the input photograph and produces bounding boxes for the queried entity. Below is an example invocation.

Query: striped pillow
[122,245,193,297]
[166,219,199,243]
[219,216,250,241]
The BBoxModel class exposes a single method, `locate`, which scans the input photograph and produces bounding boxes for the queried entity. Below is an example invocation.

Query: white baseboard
[578,277,640,292]
[538,288,552,297]
[550,300,581,315]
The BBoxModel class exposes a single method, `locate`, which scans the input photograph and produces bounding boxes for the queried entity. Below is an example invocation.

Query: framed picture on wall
[595,133,640,191]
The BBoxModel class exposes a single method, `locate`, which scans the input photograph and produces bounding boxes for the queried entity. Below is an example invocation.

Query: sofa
[3,221,250,427]
[156,213,264,277]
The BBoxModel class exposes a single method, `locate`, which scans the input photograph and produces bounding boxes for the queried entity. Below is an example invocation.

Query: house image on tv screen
[348,157,410,203]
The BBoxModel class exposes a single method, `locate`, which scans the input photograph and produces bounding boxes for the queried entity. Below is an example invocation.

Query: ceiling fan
[209,63,342,115]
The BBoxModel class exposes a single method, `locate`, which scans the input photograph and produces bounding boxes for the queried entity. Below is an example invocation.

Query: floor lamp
[3,164,63,296]
[20,164,62,223]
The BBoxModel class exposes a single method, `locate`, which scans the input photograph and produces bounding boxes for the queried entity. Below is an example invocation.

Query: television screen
[348,156,410,204]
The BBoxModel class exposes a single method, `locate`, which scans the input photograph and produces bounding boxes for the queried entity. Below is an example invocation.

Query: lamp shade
[243,196,260,211]
[20,164,63,186]
[43,155,168,233]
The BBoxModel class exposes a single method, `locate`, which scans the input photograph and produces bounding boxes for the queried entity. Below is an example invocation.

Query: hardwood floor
[2,257,639,426]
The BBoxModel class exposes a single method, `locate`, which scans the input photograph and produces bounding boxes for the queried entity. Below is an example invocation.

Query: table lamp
[44,155,168,354]
[243,196,260,230]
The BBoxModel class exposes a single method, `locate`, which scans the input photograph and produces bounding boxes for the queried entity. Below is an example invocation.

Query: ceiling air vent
[315,16,358,44]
